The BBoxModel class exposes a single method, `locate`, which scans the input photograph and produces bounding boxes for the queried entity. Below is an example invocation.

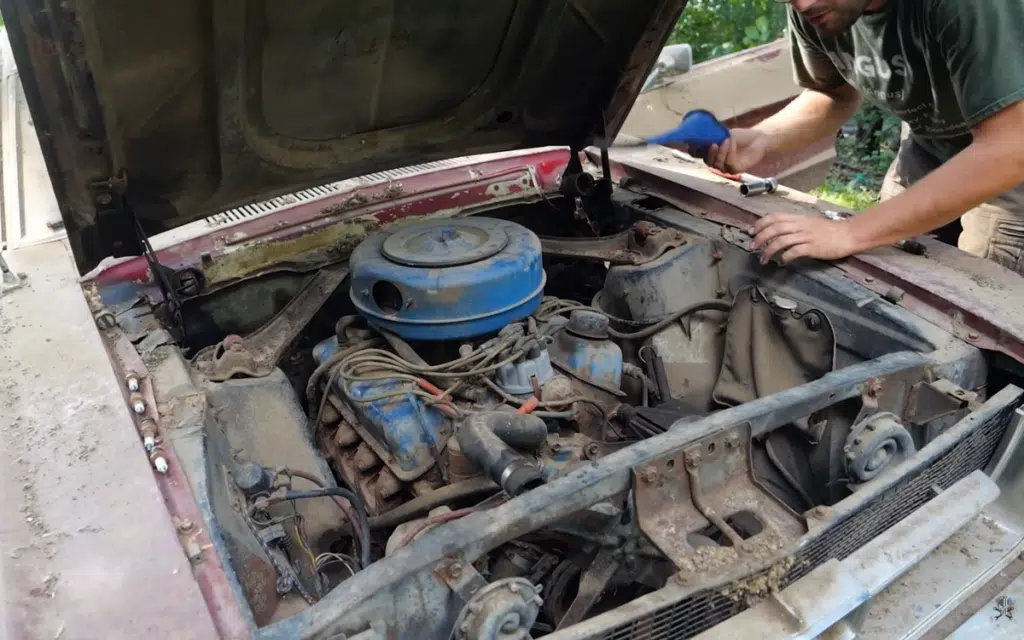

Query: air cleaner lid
[382,219,510,267]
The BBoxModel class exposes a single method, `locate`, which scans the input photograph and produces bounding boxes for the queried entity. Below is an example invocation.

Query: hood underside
[0,0,686,273]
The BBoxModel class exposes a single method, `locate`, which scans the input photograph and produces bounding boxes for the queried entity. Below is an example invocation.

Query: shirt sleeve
[787,7,847,92]
[930,0,1024,127]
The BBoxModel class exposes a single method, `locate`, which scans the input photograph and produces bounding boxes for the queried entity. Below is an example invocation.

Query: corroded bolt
[684,452,702,468]
[968,332,980,341]
[585,443,600,459]
[725,435,740,449]
[448,562,463,581]
[125,372,141,393]
[673,573,690,586]
[550,442,562,453]
[641,466,660,484]
[812,506,828,519]
[866,379,883,398]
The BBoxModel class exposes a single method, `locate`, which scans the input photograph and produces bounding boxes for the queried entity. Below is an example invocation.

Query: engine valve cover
[349,218,545,340]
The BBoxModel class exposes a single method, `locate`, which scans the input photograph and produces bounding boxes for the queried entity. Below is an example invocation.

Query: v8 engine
[309,217,639,518]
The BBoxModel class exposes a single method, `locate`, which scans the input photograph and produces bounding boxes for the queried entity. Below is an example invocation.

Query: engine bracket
[192,263,349,380]
[538,221,688,266]
[632,423,806,579]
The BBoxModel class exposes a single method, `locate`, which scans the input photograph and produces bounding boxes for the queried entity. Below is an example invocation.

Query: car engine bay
[100,172,1016,639]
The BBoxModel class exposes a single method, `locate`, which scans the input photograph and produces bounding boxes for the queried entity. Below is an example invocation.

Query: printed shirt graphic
[788,0,1024,163]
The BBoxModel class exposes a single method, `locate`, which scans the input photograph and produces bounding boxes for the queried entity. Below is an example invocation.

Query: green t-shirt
[788,0,1024,163]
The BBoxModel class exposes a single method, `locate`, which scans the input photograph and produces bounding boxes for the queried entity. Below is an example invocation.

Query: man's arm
[708,8,860,171]
[750,98,1024,264]
[754,84,862,155]
[845,100,1024,251]
[706,86,861,171]
[750,0,1024,265]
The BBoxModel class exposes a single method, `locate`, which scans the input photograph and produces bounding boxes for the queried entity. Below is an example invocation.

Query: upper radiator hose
[456,412,547,496]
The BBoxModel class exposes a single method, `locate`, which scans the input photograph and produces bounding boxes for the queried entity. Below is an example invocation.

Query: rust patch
[633,424,805,578]
[200,216,378,285]
[321,183,405,216]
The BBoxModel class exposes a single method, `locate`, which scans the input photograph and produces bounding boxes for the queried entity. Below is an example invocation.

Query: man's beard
[804,2,873,37]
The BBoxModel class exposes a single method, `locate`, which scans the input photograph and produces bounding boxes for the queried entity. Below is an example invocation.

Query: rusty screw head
[812,506,829,519]
[550,442,562,453]
[866,378,883,398]
[447,561,463,581]
[641,466,660,484]
[585,443,600,459]
[684,452,702,468]
[724,435,740,450]
[967,332,980,341]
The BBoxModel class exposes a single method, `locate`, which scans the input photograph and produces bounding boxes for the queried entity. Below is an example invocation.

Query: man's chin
[809,12,858,37]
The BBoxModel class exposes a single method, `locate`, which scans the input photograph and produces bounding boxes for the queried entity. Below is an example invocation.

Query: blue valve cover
[349,217,546,341]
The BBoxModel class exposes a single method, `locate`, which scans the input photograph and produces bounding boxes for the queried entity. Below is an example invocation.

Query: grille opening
[588,401,1015,640]
[688,511,764,548]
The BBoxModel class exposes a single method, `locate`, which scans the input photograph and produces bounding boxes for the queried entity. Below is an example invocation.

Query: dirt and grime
[719,556,796,606]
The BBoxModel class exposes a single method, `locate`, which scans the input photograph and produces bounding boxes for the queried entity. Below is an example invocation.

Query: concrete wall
[0,29,65,250]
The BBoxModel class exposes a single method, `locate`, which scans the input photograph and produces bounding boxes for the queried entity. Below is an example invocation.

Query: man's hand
[748,213,861,265]
[705,129,772,173]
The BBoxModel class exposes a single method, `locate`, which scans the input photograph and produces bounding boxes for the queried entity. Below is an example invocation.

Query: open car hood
[0,0,686,273]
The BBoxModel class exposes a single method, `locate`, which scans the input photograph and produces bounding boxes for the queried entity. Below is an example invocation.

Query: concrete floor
[0,241,218,639]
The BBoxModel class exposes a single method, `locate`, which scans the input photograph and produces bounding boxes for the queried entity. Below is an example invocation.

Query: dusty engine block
[310,218,633,516]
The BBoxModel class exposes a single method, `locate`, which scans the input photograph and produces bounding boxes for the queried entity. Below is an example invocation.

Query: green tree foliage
[669,0,788,64]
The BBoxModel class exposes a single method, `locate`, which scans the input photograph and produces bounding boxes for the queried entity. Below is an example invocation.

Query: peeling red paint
[87,150,569,300]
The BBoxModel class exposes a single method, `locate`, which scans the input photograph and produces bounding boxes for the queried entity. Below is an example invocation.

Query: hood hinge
[560,121,618,233]
[90,171,187,340]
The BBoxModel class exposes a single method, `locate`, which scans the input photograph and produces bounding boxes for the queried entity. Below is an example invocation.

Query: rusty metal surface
[192,263,348,381]
[607,149,1024,366]
[538,222,688,265]
[905,379,980,426]
[632,424,806,579]
[0,242,234,639]
[84,149,569,307]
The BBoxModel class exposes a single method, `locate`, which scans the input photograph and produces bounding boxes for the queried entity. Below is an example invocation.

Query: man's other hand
[748,213,861,265]
[705,128,772,173]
